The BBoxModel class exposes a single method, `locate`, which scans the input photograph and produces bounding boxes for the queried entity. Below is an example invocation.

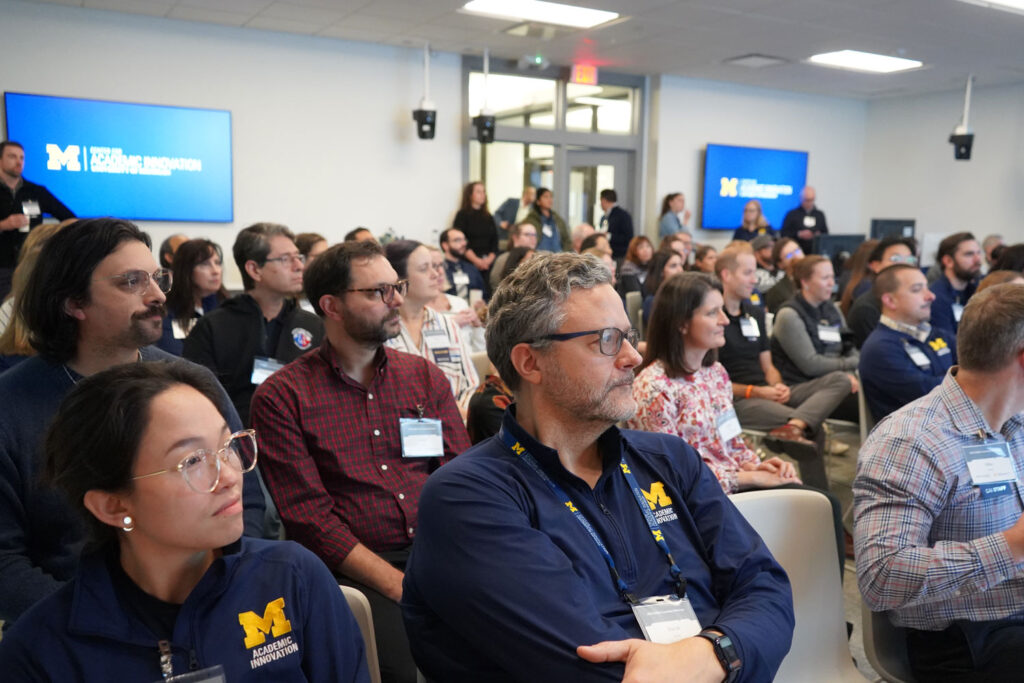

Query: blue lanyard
[501,427,686,604]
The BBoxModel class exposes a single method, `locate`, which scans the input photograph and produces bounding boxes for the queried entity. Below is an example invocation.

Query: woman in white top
[424,245,486,352]
[384,240,479,417]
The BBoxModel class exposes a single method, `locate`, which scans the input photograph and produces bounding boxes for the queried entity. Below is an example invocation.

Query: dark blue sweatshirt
[859,323,955,422]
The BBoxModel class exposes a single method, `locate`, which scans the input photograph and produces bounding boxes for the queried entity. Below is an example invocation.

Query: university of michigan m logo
[719,177,738,198]
[641,482,673,511]
[46,144,81,171]
[238,597,293,649]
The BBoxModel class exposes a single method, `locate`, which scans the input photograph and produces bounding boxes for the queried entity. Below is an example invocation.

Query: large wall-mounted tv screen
[4,92,233,222]
[701,143,808,231]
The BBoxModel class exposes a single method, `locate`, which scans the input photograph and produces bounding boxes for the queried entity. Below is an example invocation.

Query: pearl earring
[122,515,134,532]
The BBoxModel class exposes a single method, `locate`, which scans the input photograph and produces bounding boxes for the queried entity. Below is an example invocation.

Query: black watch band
[696,629,742,683]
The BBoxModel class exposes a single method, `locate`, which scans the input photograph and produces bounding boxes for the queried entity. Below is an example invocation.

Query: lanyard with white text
[501,427,686,604]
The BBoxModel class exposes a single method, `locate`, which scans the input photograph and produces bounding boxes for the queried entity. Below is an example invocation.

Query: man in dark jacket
[184,222,323,426]
[599,188,634,260]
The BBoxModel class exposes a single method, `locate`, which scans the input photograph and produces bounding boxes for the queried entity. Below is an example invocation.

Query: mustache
[133,302,167,320]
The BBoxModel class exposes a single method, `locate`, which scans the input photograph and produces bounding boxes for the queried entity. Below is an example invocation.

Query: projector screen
[701,143,808,231]
[4,92,233,222]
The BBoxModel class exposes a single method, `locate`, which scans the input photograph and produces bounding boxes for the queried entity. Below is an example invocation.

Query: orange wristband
[745,385,754,399]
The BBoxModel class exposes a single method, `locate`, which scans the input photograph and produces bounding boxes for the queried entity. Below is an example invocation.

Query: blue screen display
[701,143,808,231]
[4,92,233,222]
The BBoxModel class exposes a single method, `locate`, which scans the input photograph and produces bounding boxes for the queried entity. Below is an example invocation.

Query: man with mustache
[251,240,470,683]
[929,231,983,337]
[403,252,793,682]
[0,218,266,627]
[183,222,323,426]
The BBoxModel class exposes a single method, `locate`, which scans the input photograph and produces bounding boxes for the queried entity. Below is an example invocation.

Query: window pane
[469,72,556,130]
[468,142,554,213]
[566,83,634,134]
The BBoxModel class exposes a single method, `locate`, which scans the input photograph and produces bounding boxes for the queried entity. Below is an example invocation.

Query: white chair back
[861,599,917,683]
[340,585,382,683]
[729,489,868,682]
[470,351,491,381]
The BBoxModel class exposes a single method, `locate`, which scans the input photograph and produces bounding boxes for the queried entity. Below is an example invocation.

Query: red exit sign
[571,63,599,85]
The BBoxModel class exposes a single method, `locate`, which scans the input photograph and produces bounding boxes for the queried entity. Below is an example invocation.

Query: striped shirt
[854,369,1024,629]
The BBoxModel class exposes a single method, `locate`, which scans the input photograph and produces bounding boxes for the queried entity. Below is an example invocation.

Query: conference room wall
[861,82,1024,259]
[0,0,463,289]
[650,74,868,251]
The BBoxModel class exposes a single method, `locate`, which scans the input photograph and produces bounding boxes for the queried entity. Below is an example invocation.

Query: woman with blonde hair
[732,200,775,241]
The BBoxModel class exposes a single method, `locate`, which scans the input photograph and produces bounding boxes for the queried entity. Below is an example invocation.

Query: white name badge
[21,200,40,217]
[632,595,702,644]
[542,225,554,238]
[817,324,842,343]
[251,356,284,385]
[399,418,444,458]
[469,289,484,307]
[452,271,470,288]
[423,329,448,350]
[717,408,742,443]
[963,441,1017,485]
[904,344,931,368]
[162,665,227,682]
[803,215,816,228]
[952,303,964,323]
[739,316,760,340]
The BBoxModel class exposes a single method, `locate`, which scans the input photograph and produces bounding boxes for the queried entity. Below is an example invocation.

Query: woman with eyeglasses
[157,239,228,356]
[425,245,486,352]
[733,199,775,242]
[0,362,369,681]
[628,272,846,574]
[384,240,479,418]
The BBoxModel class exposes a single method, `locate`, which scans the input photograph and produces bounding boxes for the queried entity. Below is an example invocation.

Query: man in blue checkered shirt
[854,282,1024,681]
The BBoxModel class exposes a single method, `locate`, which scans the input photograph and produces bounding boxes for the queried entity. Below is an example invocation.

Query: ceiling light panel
[957,0,1024,15]
[807,50,923,74]
[460,0,619,29]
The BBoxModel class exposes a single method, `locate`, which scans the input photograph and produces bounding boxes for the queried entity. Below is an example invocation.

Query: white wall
[1,0,463,287]
[861,82,1024,257]
[650,75,867,251]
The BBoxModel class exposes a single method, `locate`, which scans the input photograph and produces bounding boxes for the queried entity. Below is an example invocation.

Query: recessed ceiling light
[724,54,788,69]
[807,50,923,74]
[460,0,618,29]
[957,0,1024,15]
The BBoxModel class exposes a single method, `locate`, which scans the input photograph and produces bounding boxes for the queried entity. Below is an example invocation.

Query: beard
[123,302,167,348]
[345,308,401,346]
[953,261,979,282]
[543,357,637,426]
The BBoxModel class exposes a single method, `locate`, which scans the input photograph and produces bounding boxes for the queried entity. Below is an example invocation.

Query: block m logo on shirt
[239,597,293,649]
[45,144,82,171]
[641,481,673,511]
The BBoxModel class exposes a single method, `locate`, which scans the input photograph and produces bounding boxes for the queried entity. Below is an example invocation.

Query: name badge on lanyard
[717,408,742,443]
[817,324,841,343]
[631,595,702,644]
[542,225,554,238]
[952,302,964,323]
[904,343,931,369]
[964,440,1017,498]
[803,215,816,228]
[452,271,470,288]
[739,316,759,340]
[251,356,284,385]
[399,417,444,458]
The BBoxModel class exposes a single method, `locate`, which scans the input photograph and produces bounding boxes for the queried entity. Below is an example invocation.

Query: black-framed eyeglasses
[132,429,257,494]
[263,253,306,266]
[100,268,172,295]
[345,280,409,304]
[535,327,640,356]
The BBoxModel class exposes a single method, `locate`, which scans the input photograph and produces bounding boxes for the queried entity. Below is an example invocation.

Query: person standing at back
[452,181,498,280]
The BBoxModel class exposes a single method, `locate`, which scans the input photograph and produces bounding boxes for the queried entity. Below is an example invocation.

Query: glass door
[566,150,634,230]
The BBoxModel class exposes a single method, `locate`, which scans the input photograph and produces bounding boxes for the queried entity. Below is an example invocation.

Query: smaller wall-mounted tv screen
[4,92,233,222]
[701,143,808,231]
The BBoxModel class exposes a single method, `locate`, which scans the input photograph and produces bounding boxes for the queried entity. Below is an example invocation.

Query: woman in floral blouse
[628,271,846,571]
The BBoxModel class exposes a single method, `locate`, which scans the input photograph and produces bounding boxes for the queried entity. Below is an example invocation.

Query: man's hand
[683,208,692,225]
[847,373,859,394]
[578,637,725,683]
[773,383,791,403]
[483,252,497,269]
[0,214,29,231]
[1003,513,1024,563]
[753,385,787,403]
[797,229,813,240]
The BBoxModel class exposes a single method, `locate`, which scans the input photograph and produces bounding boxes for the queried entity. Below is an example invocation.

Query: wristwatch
[696,629,742,682]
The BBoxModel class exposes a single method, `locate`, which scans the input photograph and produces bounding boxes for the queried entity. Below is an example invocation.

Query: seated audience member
[977,269,1024,294]
[0,221,69,370]
[619,235,654,295]
[524,187,569,253]
[855,283,1024,681]
[453,181,498,278]
[489,222,538,290]
[295,232,329,313]
[751,234,780,294]
[493,186,535,245]
[579,231,611,254]
[660,231,693,266]
[157,239,228,356]
[641,248,685,325]
[982,233,1004,272]
[715,248,851,481]
[183,223,323,426]
[658,191,690,238]
[0,363,368,682]
[345,226,376,243]
[780,186,828,255]
[691,245,718,274]
[846,237,919,348]
[630,271,844,569]
[859,264,955,423]
[498,246,536,284]
[929,231,982,336]
[771,255,860,421]
[991,243,1024,273]
[570,222,596,253]
[838,239,880,315]
[598,189,634,260]
[158,232,188,269]
[466,365,513,445]
[251,241,470,683]
[384,240,479,415]
[426,245,485,353]
[403,252,794,681]
[0,219,265,626]
[733,199,774,242]
[439,227,486,304]
[764,237,804,313]
[583,246,617,287]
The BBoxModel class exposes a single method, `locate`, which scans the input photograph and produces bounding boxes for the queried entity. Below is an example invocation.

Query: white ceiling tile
[177,0,273,12]
[167,6,254,26]
[82,0,173,16]
[259,1,350,24]
[244,15,323,33]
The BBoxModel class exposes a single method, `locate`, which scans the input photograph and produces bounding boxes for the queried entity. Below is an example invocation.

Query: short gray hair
[486,252,612,392]
[958,283,1024,372]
